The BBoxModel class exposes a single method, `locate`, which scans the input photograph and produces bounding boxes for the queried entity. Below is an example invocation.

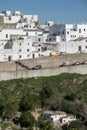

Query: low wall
[0,53,87,72]
[0,65,87,81]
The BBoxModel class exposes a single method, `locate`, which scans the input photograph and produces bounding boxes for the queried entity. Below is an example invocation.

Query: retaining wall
[0,65,87,81]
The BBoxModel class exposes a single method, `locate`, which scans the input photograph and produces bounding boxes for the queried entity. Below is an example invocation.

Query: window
[6,34,8,38]
[19,55,22,58]
[85,46,87,49]
[84,29,86,31]
[49,38,51,41]
[27,54,29,57]
[38,38,41,42]
[67,31,69,34]
[74,29,76,31]
[78,46,81,51]
[27,49,29,52]
[38,48,40,51]
[26,32,28,35]
[62,31,64,34]
[19,49,21,52]
[19,43,21,46]
[79,29,81,33]
[51,118,53,121]
[28,43,29,45]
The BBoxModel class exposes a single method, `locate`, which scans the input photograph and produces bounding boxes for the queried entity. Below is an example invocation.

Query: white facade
[42,111,76,125]
[57,39,87,54]
[1,10,87,62]
[0,29,26,40]
[61,115,76,124]
[49,23,87,42]
[0,38,42,62]
[1,11,21,24]
[46,21,54,27]
[42,111,66,122]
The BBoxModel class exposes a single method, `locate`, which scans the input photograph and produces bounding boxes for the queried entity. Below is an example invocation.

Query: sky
[0,0,87,24]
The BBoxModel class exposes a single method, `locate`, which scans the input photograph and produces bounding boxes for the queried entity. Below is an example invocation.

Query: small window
[27,49,29,52]
[28,43,29,45]
[74,29,76,31]
[6,34,8,38]
[19,43,21,46]
[19,49,21,52]
[27,54,29,57]
[78,46,81,51]
[67,31,69,34]
[19,55,22,58]
[79,29,81,33]
[38,48,40,51]
[62,31,64,34]
[26,32,28,35]
[84,29,85,31]
[38,38,41,42]
[49,38,51,41]
[51,118,53,121]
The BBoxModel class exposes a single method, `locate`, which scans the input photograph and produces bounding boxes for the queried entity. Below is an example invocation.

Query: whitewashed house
[0,37,42,62]
[49,23,87,42]
[42,111,76,125]
[57,38,87,54]
[61,115,76,124]
[42,111,66,122]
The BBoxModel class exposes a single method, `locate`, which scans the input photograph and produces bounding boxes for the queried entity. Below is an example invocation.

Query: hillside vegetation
[0,73,87,129]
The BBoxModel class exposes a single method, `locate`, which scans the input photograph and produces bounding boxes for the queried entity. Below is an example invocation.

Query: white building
[42,111,76,125]
[49,23,87,42]
[1,10,87,62]
[0,37,42,62]
[57,38,87,54]
[61,115,76,124]
[42,111,66,122]
[1,11,21,24]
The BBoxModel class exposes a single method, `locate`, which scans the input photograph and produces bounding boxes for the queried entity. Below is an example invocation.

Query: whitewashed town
[0,10,87,62]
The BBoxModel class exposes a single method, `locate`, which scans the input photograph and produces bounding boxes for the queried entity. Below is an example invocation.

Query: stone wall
[0,53,87,72]
[0,64,87,81]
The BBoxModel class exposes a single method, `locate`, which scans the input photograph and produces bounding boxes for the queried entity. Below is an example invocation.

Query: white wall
[49,23,87,42]
[0,29,26,40]
[57,39,87,54]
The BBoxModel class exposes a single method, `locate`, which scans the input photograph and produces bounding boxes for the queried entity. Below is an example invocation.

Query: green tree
[20,112,35,128]
[64,92,77,101]
[61,101,77,115]
[19,94,34,112]
[40,87,53,107]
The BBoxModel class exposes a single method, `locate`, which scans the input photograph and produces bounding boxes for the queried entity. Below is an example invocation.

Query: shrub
[20,112,35,128]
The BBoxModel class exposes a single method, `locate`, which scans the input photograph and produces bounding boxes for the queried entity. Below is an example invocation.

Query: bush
[19,94,34,112]
[20,112,35,128]
[64,92,77,101]
[61,101,77,115]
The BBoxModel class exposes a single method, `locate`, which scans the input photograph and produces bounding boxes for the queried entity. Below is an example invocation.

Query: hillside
[0,73,87,129]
